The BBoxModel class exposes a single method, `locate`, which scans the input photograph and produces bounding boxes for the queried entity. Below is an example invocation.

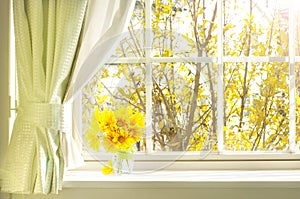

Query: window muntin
[82,0,300,157]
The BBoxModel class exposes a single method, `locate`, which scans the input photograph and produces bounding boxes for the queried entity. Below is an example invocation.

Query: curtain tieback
[18,103,72,132]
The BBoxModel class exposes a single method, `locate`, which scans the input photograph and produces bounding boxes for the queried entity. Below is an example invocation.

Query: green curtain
[1,0,87,194]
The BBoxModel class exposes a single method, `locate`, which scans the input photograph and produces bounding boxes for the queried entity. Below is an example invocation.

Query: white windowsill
[63,169,300,189]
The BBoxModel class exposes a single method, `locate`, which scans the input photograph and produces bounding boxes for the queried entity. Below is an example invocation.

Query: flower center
[118,136,125,143]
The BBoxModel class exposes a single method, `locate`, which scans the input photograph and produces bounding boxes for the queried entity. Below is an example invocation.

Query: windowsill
[63,169,300,189]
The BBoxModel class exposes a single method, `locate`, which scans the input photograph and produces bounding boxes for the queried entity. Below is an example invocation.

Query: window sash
[80,0,300,158]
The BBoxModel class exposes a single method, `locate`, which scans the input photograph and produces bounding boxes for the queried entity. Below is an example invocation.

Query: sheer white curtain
[62,0,136,169]
[65,0,136,101]
[1,0,135,195]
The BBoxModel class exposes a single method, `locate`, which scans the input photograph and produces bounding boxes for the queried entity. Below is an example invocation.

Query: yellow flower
[103,137,118,153]
[109,128,136,150]
[85,131,100,151]
[88,106,145,153]
[85,111,101,151]
[96,108,117,132]
[128,126,143,138]
[102,160,114,175]
[129,109,145,129]
[114,107,131,130]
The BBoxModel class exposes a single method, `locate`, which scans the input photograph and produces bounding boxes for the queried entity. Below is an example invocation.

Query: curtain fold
[1,0,87,194]
[61,0,136,169]
[64,0,136,102]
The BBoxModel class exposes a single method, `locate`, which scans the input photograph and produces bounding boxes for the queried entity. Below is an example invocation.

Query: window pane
[113,0,145,58]
[151,0,218,57]
[152,62,217,151]
[295,6,300,56]
[296,63,300,149]
[224,62,289,151]
[82,64,146,152]
[224,0,288,56]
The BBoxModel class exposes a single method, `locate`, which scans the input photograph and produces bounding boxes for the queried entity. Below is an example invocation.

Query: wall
[3,187,300,199]
[0,0,10,198]
[0,0,10,166]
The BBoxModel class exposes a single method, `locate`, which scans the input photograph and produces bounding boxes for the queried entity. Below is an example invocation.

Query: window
[81,0,300,165]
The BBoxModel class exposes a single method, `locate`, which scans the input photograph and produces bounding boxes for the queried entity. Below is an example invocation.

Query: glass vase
[112,150,134,175]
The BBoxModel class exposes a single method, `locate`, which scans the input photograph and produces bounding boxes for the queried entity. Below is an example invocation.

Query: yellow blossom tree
[83,0,298,152]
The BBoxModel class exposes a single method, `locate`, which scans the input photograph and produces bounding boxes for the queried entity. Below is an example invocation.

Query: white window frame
[77,0,300,171]
[6,0,299,170]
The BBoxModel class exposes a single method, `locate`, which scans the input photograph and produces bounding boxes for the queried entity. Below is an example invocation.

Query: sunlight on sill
[63,170,300,189]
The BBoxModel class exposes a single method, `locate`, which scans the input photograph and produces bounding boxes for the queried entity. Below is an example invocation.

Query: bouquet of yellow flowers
[85,106,145,175]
